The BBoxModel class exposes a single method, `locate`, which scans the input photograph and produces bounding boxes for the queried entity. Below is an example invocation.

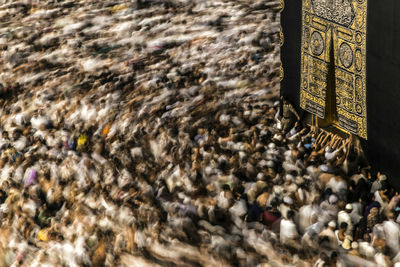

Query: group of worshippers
[1,83,400,266]
[0,0,400,266]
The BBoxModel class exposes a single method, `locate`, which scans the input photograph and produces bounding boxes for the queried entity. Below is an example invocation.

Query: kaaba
[280,0,400,187]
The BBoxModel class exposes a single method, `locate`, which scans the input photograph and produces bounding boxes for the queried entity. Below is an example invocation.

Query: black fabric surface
[280,0,302,115]
[363,0,400,189]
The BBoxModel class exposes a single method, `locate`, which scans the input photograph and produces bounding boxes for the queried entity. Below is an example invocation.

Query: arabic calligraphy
[300,0,368,139]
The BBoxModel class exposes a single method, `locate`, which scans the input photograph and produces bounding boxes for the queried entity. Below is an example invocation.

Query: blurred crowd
[0,0,399,266]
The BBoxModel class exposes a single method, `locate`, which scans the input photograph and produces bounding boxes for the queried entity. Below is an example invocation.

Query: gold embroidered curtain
[300,0,368,139]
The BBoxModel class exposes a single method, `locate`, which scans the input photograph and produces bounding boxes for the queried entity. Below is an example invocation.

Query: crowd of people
[0,0,399,266]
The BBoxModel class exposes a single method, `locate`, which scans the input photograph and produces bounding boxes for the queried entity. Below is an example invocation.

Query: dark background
[364,0,400,188]
[281,0,400,188]
[280,0,303,115]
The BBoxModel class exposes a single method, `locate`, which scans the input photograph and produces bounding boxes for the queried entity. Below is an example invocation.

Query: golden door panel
[300,0,368,139]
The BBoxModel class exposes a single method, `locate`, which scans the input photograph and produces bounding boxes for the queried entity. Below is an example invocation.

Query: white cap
[183,197,190,205]
[274,187,282,195]
[283,196,293,205]
[351,242,358,249]
[328,221,336,228]
[273,134,283,141]
[320,164,329,172]
[329,194,338,204]
[239,151,246,160]
[345,204,353,211]
[258,160,268,167]
[266,161,275,168]
[295,176,304,185]
[268,143,276,149]
[285,174,295,181]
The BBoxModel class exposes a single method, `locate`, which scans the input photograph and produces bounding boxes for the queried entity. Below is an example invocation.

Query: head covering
[295,176,304,185]
[329,194,338,204]
[258,160,268,167]
[351,242,359,249]
[285,174,294,182]
[273,187,282,195]
[328,221,336,228]
[266,161,275,168]
[273,134,282,141]
[183,197,191,205]
[283,196,293,205]
[320,164,328,172]
[268,143,276,149]
[345,204,353,211]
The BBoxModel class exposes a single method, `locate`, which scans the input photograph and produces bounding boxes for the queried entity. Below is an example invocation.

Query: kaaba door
[318,41,338,128]
[299,0,368,139]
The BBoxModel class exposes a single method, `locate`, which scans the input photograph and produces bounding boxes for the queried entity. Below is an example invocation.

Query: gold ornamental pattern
[300,0,368,139]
